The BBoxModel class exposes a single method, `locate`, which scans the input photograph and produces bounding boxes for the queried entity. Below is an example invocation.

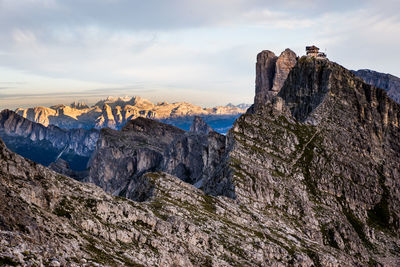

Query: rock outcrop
[15,96,247,131]
[0,109,99,170]
[189,116,213,134]
[254,48,297,110]
[353,69,400,104]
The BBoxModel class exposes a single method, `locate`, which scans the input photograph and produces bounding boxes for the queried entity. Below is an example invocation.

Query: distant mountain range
[15,96,249,131]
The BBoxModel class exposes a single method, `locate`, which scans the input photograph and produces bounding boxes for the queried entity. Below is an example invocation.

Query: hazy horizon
[4,95,251,110]
[1,0,400,110]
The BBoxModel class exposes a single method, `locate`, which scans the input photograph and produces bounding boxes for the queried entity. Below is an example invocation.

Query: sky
[1,0,400,110]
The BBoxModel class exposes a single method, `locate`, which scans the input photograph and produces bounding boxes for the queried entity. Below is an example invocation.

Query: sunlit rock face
[15,96,247,130]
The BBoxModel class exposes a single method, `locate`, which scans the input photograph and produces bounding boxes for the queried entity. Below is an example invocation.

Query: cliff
[0,109,99,170]
[353,69,400,104]
[86,117,226,199]
[253,48,297,110]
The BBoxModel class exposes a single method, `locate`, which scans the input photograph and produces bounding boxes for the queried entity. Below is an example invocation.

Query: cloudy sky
[1,0,399,109]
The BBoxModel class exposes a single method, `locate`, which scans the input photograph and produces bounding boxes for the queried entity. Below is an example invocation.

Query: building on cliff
[306,45,327,58]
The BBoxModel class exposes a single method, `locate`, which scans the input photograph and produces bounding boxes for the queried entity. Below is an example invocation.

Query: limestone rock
[272,48,298,92]
[87,117,226,197]
[254,50,278,110]
[254,48,297,111]
[86,118,186,194]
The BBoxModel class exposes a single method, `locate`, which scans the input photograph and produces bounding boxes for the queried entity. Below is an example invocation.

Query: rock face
[86,117,185,195]
[254,49,297,110]
[272,48,298,92]
[87,117,227,198]
[353,69,400,104]
[0,109,99,170]
[15,96,247,131]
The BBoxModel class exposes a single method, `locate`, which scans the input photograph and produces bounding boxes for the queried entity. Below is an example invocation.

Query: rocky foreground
[1,49,400,266]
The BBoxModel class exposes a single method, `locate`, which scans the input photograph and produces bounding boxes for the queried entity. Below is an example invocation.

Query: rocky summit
[1,48,400,266]
[253,48,297,111]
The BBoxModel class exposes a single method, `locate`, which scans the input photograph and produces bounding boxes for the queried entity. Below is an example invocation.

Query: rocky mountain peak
[70,101,89,109]
[189,116,213,134]
[254,48,297,111]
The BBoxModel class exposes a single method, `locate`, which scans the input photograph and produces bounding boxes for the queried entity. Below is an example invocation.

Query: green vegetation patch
[84,198,98,211]
[202,195,217,213]
[149,200,168,220]
[367,166,392,232]
[53,197,75,219]
[320,224,339,249]
[0,256,18,266]
[304,249,322,267]
[342,206,373,249]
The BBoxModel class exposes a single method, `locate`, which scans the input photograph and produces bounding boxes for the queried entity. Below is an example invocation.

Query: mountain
[85,50,400,265]
[0,109,98,173]
[1,49,400,266]
[353,69,400,103]
[15,96,247,132]
[85,116,226,199]
[226,103,251,110]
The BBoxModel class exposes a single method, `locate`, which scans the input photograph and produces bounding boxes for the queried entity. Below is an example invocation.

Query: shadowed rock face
[272,48,298,92]
[0,109,99,170]
[254,50,277,109]
[353,69,400,104]
[86,117,228,199]
[254,48,297,110]
[86,117,186,195]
